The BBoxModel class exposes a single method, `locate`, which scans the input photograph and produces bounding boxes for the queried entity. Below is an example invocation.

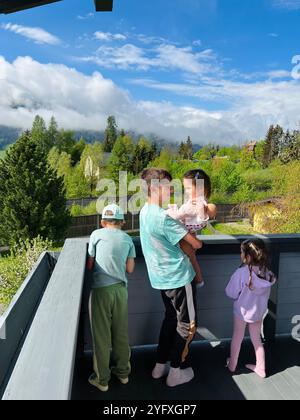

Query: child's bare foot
[246,364,266,379]
[226,358,236,373]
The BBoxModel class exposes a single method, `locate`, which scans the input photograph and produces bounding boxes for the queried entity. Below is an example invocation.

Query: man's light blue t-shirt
[139,203,195,290]
[88,228,136,289]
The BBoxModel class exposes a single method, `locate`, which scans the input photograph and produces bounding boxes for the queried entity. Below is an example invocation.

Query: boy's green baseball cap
[102,204,125,220]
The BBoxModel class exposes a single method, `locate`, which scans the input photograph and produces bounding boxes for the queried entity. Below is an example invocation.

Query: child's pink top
[166,199,209,232]
[226,265,276,323]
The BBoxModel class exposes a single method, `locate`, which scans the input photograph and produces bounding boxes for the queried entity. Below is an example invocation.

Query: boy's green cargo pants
[89,283,131,386]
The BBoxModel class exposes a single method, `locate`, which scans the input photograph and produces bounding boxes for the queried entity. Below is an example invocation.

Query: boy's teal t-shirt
[88,228,136,289]
[139,203,195,290]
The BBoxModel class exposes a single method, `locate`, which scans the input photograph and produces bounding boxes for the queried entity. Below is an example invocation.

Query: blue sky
[0,0,300,144]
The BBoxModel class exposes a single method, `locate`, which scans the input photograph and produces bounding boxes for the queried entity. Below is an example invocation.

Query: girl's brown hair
[183,169,212,199]
[241,238,272,290]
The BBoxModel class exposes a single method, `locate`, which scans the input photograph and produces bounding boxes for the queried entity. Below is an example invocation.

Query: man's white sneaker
[166,367,194,387]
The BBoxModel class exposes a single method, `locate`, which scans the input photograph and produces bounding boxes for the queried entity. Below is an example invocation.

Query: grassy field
[212,221,255,235]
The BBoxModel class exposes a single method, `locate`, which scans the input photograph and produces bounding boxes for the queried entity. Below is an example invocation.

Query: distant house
[245,141,257,154]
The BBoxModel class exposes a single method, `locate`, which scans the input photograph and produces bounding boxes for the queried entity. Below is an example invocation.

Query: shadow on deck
[72,337,300,401]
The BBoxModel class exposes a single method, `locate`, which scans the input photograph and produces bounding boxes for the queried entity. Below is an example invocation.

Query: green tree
[238,149,259,171]
[47,116,59,151]
[0,133,70,244]
[31,115,49,154]
[65,166,90,199]
[193,144,218,161]
[108,135,134,181]
[103,116,118,152]
[178,136,193,160]
[263,125,284,167]
[56,129,76,154]
[80,142,103,195]
[279,130,300,164]
[131,137,157,174]
[150,147,175,172]
[70,137,86,165]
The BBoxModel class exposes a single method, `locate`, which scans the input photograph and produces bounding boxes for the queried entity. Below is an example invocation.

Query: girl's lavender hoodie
[226,265,276,323]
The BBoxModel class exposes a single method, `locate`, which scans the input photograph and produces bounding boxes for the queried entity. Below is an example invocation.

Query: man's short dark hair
[141,168,172,184]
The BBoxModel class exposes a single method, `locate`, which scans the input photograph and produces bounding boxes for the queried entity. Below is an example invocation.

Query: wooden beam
[0,0,61,14]
[94,0,113,12]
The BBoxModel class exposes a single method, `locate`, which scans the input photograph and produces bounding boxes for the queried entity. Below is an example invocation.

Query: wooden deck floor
[72,337,300,401]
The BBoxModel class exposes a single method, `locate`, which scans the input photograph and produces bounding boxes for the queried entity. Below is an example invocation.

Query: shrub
[0,237,52,309]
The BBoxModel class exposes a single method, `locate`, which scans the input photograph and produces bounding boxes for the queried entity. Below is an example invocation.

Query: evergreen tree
[186,136,193,160]
[103,116,118,152]
[271,125,284,160]
[178,136,193,160]
[47,116,59,151]
[31,115,49,154]
[71,137,86,165]
[280,130,300,163]
[131,137,157,174]
[108,134,134,181]
[263,125,274,168]
[0,133,71,244]
[55,129,76,154]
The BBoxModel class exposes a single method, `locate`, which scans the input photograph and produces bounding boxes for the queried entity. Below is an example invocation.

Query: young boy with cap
[87,204,136,392]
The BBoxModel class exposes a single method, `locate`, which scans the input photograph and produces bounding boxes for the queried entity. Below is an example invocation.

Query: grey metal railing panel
[276,253,300,335]
[0,252,52,396]
[2,239,87,401]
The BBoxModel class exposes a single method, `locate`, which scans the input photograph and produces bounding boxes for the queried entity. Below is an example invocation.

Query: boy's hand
[87,256,95,271]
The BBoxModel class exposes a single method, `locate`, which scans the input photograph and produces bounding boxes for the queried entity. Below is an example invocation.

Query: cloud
[268,33,279,37]
[77,13,94,20]
[1,56,300,146]
[78,43,220,75]
[272,0,300,10]
[1,23,61,45]
[94,31,127,42]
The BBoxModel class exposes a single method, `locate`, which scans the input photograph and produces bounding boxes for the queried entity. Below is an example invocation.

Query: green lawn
[212,221,255,235]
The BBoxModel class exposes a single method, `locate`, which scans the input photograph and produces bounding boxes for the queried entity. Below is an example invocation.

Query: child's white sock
[152,363,170,379]
[166,367,194,387]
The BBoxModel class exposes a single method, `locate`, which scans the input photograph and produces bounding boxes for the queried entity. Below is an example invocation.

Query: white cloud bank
[1,23,61,45]
[0,56,299,145]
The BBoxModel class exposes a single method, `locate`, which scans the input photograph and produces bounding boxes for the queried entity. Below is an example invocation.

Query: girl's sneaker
[88,374,109,392]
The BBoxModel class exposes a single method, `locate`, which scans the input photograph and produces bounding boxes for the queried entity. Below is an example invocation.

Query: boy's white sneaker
[152,363,170,379]
[118,377,129,385]
[166,367,194,387]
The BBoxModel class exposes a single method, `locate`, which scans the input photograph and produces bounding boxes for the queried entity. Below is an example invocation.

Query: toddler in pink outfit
[166,169,217,287]
[226,238,276,378]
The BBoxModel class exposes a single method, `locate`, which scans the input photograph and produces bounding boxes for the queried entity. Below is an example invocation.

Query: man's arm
[87,256,95,271]
[182,233,203,250]
[126,258,135,274]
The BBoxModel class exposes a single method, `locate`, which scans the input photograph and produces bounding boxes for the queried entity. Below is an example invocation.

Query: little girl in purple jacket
[226,238,276,378]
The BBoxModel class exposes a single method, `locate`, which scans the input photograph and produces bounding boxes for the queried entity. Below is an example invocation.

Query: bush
[0,237,52,309]
[70,202,97,216]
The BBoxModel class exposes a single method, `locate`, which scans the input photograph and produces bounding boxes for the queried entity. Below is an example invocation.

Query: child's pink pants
[229,317,265,374]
